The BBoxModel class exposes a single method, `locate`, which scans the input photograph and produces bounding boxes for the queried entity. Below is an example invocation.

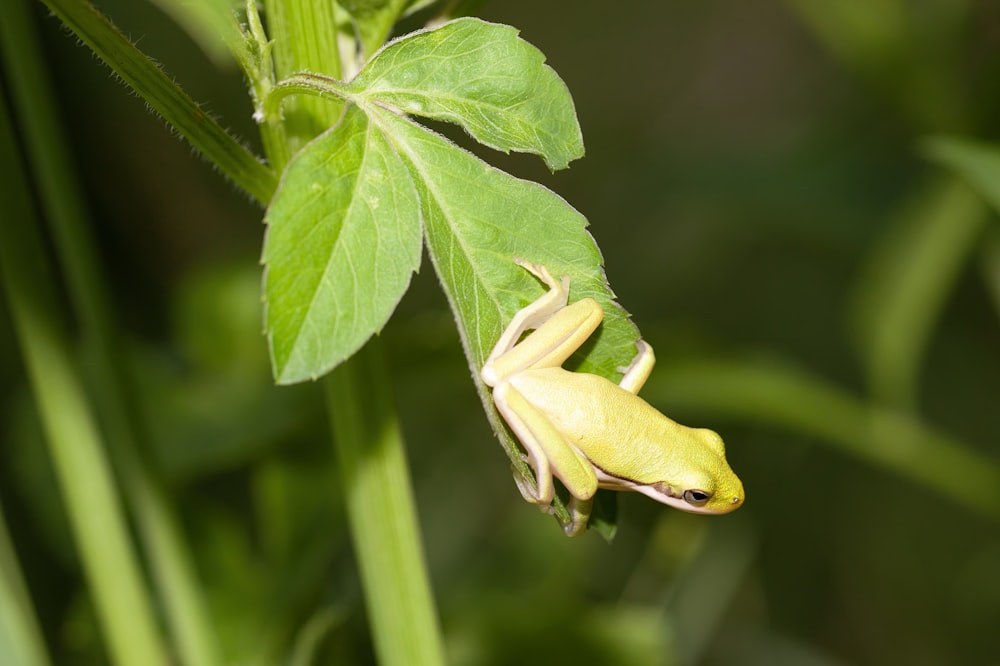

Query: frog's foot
[511,467,592,536]
[512,462,554,507]
[562,497,593,537]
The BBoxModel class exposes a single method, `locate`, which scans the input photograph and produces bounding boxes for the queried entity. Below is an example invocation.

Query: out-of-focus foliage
[2,0,999,664]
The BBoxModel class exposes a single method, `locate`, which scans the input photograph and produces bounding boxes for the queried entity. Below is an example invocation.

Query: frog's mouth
[594,467,743,515]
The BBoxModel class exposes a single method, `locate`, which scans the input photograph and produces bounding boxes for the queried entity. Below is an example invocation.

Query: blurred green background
[3,0,1000,664]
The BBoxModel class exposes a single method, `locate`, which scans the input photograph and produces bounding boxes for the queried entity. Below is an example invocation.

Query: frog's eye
[682,489,712,507]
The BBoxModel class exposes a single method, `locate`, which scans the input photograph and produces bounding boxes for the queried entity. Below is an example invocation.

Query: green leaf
[368,107,639,517]
[348,18,584,170]
[263,105,422,384]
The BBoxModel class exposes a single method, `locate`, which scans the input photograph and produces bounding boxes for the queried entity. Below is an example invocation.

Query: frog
[481,259,744,535]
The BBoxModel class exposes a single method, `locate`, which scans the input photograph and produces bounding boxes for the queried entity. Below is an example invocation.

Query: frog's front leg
[618,340,655,394]
[482,260,570,371]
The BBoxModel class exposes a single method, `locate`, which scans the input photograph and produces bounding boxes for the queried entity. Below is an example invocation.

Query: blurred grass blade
[666,517,757,666]
[288,607,344,666]
[784,1,965,130]
[0,504,51,666]
[980,229,1000,323]
[784,0,905,74]
[145,0,243,65]
[924,136,1000,216]
[340,0,410,59]
[432,0,491,21]
[38,0,277,203]
[646,357,1000,522]
[850,177,987,408]
[1,1,223,663]
[0,86,169,666]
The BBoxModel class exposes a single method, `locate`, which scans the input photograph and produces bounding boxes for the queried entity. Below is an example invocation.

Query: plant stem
[325,341,445,666]
[0,86,169,666]
[259,1,444,662]
[262,0,343,168]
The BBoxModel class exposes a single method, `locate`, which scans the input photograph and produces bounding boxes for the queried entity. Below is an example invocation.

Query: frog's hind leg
[492,381,599,508]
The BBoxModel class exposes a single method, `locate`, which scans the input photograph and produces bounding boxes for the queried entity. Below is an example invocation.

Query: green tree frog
[481,259,744,536]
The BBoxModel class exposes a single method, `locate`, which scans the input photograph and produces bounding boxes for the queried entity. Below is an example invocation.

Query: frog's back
[508,368,680,456]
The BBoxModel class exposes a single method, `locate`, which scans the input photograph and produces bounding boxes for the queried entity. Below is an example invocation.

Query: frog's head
[634,428,745,514]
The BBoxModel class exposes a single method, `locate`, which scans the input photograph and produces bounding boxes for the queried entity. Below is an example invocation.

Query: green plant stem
[0,87,168,666]
[324,341,445,666]
[239,0,288,172]
[259,1,444,662]
[0,3,223,664]
[38,0,277,202]
[266,72,353,120]
[262,0,343,167]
